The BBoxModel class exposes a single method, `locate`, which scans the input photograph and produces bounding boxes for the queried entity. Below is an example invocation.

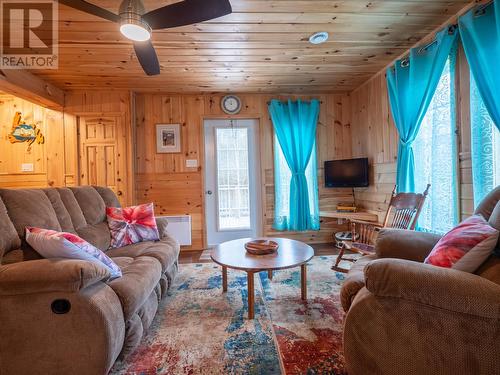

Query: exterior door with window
[204,119,261,246]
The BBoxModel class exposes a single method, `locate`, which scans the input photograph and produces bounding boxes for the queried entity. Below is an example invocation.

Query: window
[470,75,500,206]
[273,136,319,231]
[216,128,250,230]
[413,57,459,234]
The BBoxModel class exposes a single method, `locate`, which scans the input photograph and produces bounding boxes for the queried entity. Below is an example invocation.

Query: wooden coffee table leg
[301,264,307,300]
[267,270,273,280]
[247,271,255,319]
[222,266,227,292]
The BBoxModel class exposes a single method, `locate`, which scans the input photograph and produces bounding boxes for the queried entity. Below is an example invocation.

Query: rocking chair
[332,184,430,272]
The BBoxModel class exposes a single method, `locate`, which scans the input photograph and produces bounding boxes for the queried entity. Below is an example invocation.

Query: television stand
[319,210,378,224]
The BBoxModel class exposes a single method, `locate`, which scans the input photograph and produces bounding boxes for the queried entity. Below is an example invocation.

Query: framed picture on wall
[156,124,181,153]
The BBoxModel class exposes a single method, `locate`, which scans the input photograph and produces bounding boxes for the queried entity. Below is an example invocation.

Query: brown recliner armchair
[341,186,500,375]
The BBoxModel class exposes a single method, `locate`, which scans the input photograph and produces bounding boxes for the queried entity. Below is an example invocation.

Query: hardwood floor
[179,242,341,264]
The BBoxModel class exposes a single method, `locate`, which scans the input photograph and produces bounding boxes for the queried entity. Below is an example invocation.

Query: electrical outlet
[186,159,198,168]
[21,163,34,172]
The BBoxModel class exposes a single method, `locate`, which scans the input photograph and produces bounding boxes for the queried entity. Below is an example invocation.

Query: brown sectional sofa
[341,186,500,375]
[0,186,180,375]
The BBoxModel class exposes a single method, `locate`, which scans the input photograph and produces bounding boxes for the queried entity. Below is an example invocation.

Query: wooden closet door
[78,116,120,197]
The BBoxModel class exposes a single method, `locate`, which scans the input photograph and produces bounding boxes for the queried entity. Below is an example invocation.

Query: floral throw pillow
[106,203,160,248]
[424,215,499,273]
[25,227,122,279]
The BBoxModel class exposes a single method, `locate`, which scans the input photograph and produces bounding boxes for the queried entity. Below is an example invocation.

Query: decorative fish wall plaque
[8,112,45,152]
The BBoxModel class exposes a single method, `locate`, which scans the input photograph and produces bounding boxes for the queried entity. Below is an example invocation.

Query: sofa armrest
[0,259,110,296]
[364,258,500,319]
[375,228,441,261]
[155,216,169,238]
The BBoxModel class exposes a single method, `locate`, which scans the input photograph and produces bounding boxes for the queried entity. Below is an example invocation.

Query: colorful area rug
[110,255,357,375]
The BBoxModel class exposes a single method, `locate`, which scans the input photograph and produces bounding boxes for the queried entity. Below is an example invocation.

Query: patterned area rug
[110,255,357,375]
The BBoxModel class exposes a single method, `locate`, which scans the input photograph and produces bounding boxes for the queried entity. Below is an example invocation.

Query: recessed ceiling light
[309,31,329,45]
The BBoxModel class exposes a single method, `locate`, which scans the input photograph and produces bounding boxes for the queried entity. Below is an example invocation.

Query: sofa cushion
[43,189,76,233]
[93,186,121,208]
[107,203,160,248]
[106,236,180,272]
[1,249,25,264]
[475,255,500,285]
[340,254,376,312]
[26,227,122,279]
[57,188,87,230]
[155,217,169,238]
[0,189,61,239]
[424,215,499,272]
[107,256,162,320]
[76,222,111,252]
[70,186,106,225]
[488,202,500,232]
[474,185,500,221]
[0,197,21,259]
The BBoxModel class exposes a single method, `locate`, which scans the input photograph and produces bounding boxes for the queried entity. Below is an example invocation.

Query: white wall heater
[161,215,192,246]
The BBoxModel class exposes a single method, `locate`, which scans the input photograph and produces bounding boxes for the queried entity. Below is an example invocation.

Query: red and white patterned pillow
[424,215,499,272]
[106,203,160,248]
[26,227,122,279]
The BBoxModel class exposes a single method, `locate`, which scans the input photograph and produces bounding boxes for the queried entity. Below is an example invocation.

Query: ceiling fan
[59,0,232,76]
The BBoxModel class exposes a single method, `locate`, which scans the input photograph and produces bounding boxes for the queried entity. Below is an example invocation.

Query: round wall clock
[221,95,242,115]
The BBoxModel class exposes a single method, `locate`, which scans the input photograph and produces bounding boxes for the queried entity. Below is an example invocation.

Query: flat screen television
[324,158,369,188]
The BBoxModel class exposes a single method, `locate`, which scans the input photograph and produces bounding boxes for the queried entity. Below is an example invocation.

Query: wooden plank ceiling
[33,0,472,93]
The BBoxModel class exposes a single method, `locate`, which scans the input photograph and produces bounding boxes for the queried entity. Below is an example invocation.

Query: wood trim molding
[0,69,65,109]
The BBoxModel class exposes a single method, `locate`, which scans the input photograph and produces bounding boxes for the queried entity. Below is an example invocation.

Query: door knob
[206,190,213,195]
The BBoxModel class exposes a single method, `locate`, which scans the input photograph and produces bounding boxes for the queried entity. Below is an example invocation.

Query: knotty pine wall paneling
[135,93,354,251]
[350,72,398,222]
[0,92,76,189]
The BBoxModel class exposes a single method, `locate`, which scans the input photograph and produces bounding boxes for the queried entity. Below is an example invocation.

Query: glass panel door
[204,119,261,246]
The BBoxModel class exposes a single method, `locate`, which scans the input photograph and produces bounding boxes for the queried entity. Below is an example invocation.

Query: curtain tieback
[291,172,306,177]
[399,139,414,147]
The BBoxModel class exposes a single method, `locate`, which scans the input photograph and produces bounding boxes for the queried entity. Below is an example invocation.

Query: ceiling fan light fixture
[119,0,150,42]
[120,21,151,41]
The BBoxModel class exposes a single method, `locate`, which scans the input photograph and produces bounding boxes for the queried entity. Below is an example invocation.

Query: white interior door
[204,119,262,246]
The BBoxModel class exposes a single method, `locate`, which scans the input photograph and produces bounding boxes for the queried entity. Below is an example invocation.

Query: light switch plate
[186,159,198,168]
[21,163,34,172]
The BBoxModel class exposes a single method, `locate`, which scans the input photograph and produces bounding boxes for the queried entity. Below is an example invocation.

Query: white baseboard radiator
[161,215,192,246]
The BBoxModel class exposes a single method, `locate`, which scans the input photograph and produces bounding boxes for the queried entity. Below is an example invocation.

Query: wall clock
[221,95,242,115]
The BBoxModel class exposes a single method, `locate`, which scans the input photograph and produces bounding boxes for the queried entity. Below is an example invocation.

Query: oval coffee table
[211,237,314,319]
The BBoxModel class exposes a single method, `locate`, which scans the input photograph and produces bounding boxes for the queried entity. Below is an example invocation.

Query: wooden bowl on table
[244,239,279,255]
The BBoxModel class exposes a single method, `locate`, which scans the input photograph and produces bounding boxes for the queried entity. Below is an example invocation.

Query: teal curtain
[470,74,500,206]
[387,27,458,192]
[459,1,500,132]
[268,99,320,231]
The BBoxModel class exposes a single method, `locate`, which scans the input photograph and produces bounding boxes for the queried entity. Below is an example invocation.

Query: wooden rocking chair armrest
[349,219,383,227]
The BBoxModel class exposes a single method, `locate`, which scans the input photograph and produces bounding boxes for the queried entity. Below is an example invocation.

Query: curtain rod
[266,100,323,105]
[393,0,492,68]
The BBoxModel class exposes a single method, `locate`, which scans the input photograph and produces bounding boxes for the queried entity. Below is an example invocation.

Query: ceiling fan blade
[58,0,120,23]
[133,41,160,76]
[143,0,232,30]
